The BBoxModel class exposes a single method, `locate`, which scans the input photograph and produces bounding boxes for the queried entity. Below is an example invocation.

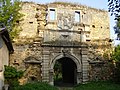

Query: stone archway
[49,53,82,85]
[54,57,77,86]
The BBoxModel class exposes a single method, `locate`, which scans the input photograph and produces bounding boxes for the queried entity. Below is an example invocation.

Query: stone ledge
[88,61,105,64]
[24,60,42,64]
[42,40,88,48]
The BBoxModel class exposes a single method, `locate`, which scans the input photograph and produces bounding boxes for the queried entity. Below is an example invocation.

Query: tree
[108,0,120,40]
[111,45,120,83]
[0,0,23,39]
[54,61,62,80]
[112,45,120,62]
[114,17,120,40]
[109,0,120,79]
[108,0,120,17]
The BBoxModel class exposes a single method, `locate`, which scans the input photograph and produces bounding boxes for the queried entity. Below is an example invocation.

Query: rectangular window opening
[75,11,80,22]
[50,9,56,20]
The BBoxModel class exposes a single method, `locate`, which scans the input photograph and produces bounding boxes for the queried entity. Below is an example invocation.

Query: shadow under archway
[54,57,77,87]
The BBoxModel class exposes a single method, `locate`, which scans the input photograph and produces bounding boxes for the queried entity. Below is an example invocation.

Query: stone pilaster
[77,72,82,84]
[49,69,54,85]
[41,48,50,82]
[81,45,89,82]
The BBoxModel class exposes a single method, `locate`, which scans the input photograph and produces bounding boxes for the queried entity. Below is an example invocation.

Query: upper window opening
[75,11,80,22]
[50,9,56,20]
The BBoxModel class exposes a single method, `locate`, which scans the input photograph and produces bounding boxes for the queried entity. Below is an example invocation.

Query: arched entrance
[49,53,82,86]
[54,57,77,86]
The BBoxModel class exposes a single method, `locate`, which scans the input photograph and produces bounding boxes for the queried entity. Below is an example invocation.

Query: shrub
[4,65,24,90]
[111,45,120,83]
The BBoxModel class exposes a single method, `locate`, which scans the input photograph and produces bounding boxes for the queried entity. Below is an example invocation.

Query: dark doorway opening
[54,57,77,87]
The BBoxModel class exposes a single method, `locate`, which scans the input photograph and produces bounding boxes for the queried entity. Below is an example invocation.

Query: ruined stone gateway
[10,2,112,85]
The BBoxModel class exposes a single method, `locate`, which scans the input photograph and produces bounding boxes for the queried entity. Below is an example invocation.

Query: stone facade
[10,2,112,85]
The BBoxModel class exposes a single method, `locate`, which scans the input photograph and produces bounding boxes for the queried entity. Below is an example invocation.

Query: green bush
[4,65,24,90]
[14,82,58,90]
[111,45,120,83]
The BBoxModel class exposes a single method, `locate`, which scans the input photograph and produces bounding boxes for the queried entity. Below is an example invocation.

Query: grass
[13,82,58,90]
[11,81,120,90]
[74,81,120,90]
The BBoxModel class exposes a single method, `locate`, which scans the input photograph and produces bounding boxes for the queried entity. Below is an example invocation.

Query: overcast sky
[21,0,119,45]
